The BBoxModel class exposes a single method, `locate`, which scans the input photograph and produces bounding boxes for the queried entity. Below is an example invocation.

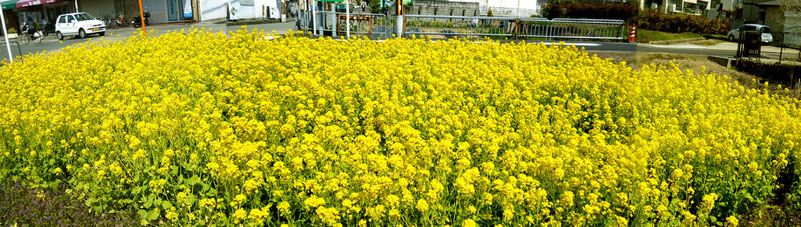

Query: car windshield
[74,13,95,21]
[760,27,771,33]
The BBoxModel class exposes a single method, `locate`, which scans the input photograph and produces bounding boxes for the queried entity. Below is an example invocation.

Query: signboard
[183,0,192,18]
[16,0,57,8]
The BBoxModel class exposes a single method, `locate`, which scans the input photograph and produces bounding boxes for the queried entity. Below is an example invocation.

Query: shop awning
[1,0,19,10]
[16,0,58,8]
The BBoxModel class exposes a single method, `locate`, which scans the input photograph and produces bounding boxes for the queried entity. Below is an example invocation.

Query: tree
[368,0,381,13]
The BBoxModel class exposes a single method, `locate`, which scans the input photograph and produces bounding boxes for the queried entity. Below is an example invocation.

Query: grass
[636,29,703,43]
[702,34,728,40]
[690,39,725,46]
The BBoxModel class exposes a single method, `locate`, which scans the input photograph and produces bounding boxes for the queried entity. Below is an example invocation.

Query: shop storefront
[2,0,76,34]
[138,0,192,24]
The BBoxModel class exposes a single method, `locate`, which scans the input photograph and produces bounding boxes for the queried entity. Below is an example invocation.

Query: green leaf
[147,209,159,220]
[48,181,59,189]
[190,175,200,185]
[86,197,96,207]
[186,195,196,205]
[138,209,148,220]
[162,201,173,210]
[154,198,163,207]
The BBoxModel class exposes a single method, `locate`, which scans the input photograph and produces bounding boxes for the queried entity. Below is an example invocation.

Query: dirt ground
[587,51,801,98]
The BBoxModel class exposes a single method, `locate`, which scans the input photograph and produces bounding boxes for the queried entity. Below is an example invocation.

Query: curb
[227,19,294,26]
[648,38,706,45]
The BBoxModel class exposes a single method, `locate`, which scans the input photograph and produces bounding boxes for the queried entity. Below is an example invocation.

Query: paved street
[2,21,799,63]
[1,21,298,61]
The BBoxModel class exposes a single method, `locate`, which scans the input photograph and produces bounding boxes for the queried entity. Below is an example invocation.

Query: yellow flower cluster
[0,28,800,226]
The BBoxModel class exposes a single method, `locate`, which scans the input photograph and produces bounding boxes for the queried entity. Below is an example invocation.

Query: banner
[183,0,192,18]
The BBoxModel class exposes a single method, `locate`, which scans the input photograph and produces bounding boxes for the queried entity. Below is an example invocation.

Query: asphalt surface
[2,21,798,62]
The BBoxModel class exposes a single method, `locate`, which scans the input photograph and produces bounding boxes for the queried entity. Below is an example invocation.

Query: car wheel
[79,29,86,39]
[728,35,734,42]
[57,31,63,41]
[99,32,105,37]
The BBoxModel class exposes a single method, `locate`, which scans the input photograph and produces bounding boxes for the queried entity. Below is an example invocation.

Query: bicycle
[20,25,43,45]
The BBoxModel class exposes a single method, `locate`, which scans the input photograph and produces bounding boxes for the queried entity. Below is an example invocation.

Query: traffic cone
[629,24,637,43]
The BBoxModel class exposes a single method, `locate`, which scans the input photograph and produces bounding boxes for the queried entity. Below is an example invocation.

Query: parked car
[55,12,106,40]
[727,24,773,44]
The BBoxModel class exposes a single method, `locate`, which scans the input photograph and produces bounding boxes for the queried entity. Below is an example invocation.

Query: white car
[55,12,106,40]
[727,24,773,44]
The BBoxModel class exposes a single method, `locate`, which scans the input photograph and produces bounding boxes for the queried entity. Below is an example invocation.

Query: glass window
[58,16,66,23]
[760,27,771,33]
[74,13,96,21]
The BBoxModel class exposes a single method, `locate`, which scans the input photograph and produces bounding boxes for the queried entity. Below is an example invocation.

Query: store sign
[16,0,57,8]
[183,0,192,18]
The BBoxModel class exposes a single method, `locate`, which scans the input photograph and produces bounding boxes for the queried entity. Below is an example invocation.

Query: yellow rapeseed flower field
[1,28,800,226]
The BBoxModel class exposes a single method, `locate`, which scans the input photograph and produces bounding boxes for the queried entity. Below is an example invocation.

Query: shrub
[636,10,731,35]
[0,29,800,226]
[542,2,638,20]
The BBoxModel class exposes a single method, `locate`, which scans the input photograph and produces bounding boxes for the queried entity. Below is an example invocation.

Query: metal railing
[0,40,22,63]
[298,11,396,39]
[335,13,395,39]
[404,15,626,40]
[297,12,627,41]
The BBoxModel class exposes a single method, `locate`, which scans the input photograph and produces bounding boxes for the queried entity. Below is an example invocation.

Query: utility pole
[138,0,147,35]
[395,0,403,38]
[1,7,13,63]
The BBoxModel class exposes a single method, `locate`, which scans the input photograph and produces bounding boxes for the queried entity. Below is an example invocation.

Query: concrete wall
[79,0,116,19]
[409,1,481,16]
[764,6,784,41]
[200,0,227,21]
[785,12,801,45]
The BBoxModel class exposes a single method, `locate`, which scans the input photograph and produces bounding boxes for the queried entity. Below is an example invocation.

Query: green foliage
[636,10,731,35]
[368,0,381,13]
[636,29,704,43]
[542,2,638,20]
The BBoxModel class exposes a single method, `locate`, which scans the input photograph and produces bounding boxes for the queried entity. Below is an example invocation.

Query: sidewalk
[641,40,801,60]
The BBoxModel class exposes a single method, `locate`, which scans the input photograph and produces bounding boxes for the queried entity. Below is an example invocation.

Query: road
[500,40,797,60]
[0,21,296,61]
[2,21,799,62]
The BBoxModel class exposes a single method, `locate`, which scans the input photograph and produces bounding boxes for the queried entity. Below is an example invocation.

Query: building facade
[640,0,711,15]
[1,0,200,35]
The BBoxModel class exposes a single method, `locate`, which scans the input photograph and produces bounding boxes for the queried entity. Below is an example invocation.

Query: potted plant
[7,27,17,39]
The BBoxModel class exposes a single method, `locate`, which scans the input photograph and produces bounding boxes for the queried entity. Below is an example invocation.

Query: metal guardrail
[297,13,627,41]
[298,11,395,39]
[335,13,395,39]
[404,15,626,40]
[0,40,22,63]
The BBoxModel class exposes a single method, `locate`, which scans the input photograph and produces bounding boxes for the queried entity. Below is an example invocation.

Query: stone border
[648,38,706,45]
